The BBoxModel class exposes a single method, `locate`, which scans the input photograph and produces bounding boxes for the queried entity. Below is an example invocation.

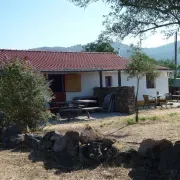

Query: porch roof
[0,49,170,72]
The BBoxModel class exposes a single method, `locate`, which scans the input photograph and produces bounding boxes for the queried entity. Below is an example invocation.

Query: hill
[30,41,180,63]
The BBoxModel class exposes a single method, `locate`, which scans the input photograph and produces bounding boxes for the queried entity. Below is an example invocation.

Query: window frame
[146,74,156,89]
[105,76,112,87]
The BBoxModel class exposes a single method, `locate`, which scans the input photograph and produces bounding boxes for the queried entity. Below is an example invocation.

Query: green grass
[127,118,136,125]
[168,112,178,117]
[149,116,159,121]
[139,117,146,121]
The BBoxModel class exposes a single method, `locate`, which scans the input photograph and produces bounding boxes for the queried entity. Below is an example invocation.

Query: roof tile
[0,49,169,71]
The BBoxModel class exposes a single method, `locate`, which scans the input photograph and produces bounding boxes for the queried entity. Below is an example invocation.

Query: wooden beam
[99,71,103,88]
[118,70,121,86]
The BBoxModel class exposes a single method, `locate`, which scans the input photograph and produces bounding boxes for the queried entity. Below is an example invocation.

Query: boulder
[138,139,157,156]
[2,134,25,148]
[80,126,106,144]
[24,134,42,149]
[79,141,118,165]
[138,139,173,158]
[158,143,180,172]
[102,138,116,148]
[39,130,62,150]
[3,125,22,138]
[53,130,79,157]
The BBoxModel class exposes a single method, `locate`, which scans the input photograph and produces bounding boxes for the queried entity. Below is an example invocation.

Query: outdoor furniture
[153,94,167,107]
[56,100,100,120]
[171,95,180,102]
[143,95,156,108]
[60,106,102,120]
[157,93,172,107]
[175,91,180,95]
[75,100,97,108]
[102,92,115,112]
[73,97,98,107]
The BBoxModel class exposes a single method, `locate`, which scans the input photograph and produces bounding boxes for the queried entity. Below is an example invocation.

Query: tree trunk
[135,79,140,122]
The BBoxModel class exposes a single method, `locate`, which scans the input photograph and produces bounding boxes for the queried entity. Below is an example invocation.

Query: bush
[0,59,53,130]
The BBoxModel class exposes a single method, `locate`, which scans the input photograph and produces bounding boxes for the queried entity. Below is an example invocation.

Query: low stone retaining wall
[94,86,135,114]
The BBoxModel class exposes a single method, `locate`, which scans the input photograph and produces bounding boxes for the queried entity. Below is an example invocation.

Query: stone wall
[94,86,135,114]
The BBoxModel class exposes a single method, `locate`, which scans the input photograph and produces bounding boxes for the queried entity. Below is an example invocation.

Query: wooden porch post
[118,70,121,86]
[99,71,103,88]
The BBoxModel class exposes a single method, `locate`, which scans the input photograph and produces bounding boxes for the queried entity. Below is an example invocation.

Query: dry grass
[1,108,180,179]
[0,149,130,180]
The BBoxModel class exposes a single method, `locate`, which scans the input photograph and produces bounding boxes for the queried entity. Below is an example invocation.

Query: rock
[79,144,95,165]
[3,125,22,138]
[88,141,104,161]
[24,134,42,149]
[79,141,118,165]
[53,130,79,157]
[51,130,63,141]
[39,130,62,150]
[80,126,105,144]
[158,143,180,172]
[2,134,25,148]
[138,139,157,156]
[138,139,173,158]
[151,139,173,160]
[102,138,116,147]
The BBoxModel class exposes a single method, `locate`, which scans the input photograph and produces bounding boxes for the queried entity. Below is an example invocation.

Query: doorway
[48,74,66,102]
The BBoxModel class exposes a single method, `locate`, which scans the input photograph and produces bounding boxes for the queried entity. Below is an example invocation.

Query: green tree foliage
[83,42,115,52]
[83,34,116,52]
[157,59,176,70]
[69,0,180,39]
[125,48,159,122]
[0,60,53,130]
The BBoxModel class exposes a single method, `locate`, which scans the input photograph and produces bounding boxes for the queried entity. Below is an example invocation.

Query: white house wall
[102,71,118,87]
[66,72,100,101]
[66,71,169,101]
[66,71,119,101]
[121,71,169,100]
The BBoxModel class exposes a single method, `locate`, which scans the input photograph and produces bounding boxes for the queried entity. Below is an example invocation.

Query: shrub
[149,116,158,121]
[139,117,146,121]
[0,59,53,130]
[168,112,178,117]
[127,118,136,125]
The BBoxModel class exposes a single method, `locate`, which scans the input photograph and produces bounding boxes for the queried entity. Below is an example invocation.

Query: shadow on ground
[28,149,99,174]
[43,112,128,126]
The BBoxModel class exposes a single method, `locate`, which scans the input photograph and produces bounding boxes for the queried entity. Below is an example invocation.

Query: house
[0,49,170,101]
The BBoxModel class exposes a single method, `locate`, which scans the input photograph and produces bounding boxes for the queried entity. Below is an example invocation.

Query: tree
[83,42,115,52]
[69,0,180,39]
[0,60,53,130]
[125,48,159,122]
[157,59,177,70]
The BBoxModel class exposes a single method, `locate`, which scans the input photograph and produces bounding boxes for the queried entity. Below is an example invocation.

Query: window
[65,74,81,92]
[105,76,112,87]
[146,74,155,89]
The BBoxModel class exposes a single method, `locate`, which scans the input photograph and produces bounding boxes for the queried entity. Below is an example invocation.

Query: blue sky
[0,0,179,49]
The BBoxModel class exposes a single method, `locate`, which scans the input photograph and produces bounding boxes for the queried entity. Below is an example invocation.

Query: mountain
[30,41,180,63]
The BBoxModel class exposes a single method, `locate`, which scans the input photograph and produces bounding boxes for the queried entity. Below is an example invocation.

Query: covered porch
[43,70,122,102]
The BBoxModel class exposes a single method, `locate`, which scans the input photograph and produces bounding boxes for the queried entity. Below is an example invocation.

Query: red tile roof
[0,49,169,71]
